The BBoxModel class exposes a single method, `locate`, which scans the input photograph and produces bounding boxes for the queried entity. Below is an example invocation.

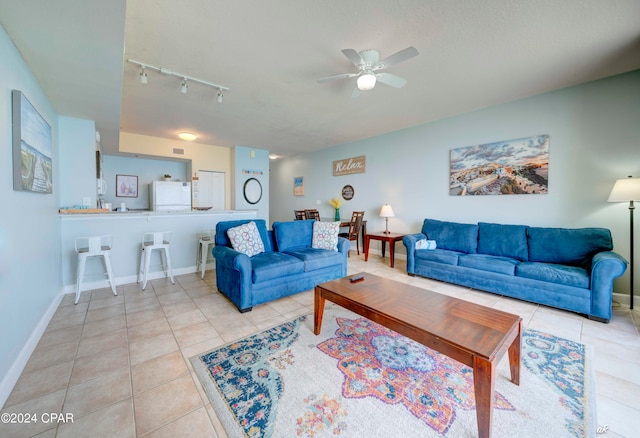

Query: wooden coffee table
[314,273,522,438]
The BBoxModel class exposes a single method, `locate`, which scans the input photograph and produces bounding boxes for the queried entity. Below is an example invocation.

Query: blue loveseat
[213,219,349,312]
[403,219,628,322]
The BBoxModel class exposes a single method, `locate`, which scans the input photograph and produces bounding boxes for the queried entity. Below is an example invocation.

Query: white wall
[58,116,97,207]
[270,70,640,298]
[233,146,270,220]
[0,25,62,404]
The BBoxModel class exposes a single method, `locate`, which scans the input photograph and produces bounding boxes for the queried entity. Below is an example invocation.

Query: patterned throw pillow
[312,221,340,251]
[227,221,265,257]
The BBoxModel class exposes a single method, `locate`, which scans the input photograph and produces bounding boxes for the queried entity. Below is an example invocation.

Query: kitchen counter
[60,209,257,293]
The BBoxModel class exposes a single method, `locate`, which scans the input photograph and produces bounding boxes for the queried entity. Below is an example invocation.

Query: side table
[364,232,406,268]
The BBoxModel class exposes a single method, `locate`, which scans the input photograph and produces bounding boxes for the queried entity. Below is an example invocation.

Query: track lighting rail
[127,58,230,92]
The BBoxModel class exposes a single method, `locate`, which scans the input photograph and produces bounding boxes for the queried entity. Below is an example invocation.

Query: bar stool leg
[103,253,118,296]
[142,248,153,290]
[163,247,175,284]
[200,242,208,279]
[75,255,87,305]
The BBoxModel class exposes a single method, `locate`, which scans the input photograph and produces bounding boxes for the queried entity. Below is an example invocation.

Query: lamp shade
[379,204,395,218]
[608,176,640,202]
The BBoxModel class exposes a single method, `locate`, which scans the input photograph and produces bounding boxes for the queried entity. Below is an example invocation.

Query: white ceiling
[2,0,640,158]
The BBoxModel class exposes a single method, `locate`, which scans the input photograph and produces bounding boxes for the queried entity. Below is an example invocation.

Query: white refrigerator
[149,181,192,212]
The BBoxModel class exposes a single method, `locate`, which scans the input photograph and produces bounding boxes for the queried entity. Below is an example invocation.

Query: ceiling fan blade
[317,73,359,83]
[376,72,407,88]
[341,48,364,67]
[374,46,419,70]
[351,86,362,99]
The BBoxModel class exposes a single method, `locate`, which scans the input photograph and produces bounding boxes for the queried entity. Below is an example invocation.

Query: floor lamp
[608,176,640,310]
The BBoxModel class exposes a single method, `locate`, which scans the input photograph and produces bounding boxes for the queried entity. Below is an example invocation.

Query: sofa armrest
[337,236,350,256]
[590,251,628,321]
[212,245,254,310]
[402,233,426,274]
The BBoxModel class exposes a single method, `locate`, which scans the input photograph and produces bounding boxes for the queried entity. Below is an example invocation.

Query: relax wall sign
[333,155,366,176]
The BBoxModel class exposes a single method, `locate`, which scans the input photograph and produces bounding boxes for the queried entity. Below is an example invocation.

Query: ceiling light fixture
[127,59,230,100]
[178,132,197,141]
[139,67,148,84]
[357,71,377,91]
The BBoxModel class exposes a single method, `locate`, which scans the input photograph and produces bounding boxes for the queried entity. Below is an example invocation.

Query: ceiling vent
[173,147,185,155]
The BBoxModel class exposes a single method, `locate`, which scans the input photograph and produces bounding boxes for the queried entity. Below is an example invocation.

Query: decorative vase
[334,208,340,221]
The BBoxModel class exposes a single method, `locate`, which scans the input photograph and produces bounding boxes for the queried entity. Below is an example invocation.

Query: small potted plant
[163,174,172,181]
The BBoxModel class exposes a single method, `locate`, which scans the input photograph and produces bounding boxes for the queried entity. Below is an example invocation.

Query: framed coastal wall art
[449,134,549,196]
[12,90,53,193]
[294,176,304,196]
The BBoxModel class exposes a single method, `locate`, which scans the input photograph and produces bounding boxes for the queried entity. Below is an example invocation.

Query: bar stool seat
[138,231,175,290]
[74,235,117,304]
[197,229,215,279]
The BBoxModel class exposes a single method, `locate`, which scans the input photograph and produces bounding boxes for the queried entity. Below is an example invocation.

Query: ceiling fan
[317,46,419,97]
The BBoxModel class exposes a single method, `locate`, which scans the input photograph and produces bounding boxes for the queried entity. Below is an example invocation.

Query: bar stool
[74,235,117,304]
[197,229,215,279]
[138,231,175,290]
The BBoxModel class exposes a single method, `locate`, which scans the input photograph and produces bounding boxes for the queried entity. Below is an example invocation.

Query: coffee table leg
[508,321,522,385]
[473,356,495,438]
[314,287,325,335]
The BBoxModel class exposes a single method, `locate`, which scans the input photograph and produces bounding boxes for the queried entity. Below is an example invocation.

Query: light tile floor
[1,255,638,437]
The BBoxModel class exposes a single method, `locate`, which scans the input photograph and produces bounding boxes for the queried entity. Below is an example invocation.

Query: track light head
[139,67,148,84]
[180,79,188,94]
[217,89,223,104]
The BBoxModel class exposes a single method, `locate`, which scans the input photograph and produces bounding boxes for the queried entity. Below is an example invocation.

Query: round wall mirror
[243,178,263,204]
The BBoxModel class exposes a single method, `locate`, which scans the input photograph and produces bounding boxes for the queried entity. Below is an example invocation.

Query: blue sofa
[403,219,628,322]
[213,219,349,312]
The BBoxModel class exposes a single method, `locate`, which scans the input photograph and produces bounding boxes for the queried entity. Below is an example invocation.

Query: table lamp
[379,204,395,235]
[608,175,640,309]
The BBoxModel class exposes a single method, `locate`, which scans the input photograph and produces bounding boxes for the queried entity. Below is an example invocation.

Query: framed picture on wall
[12,90,53,194]
[116,174,138,197]
[294,176,304,196]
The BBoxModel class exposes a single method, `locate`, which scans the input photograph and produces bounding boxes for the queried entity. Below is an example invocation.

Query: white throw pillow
[227,221,265,257]
[416,239,437,250]
[312,221,340,251]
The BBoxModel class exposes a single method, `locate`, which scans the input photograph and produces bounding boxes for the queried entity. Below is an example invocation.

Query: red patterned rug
[191,306,596,437]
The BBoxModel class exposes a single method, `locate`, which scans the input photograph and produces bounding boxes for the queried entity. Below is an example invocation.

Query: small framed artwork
[294,176,304,196]
[116,174,138,197]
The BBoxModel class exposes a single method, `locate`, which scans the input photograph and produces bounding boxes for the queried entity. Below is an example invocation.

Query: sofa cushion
[273,220,314,251]
[477,222,529,261]
[216,219,272,251]
[311,221,340,251]
[284,248,344,271]
[227,221,265,257]
[458,254,519,276]
[251,252,304,283]
[422,219,478,254]
[516,262,589,289]
[415,248,461,265]
[527,227,613,266]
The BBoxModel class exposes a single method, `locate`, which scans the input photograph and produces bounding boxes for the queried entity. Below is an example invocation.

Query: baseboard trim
[0,292,63,409]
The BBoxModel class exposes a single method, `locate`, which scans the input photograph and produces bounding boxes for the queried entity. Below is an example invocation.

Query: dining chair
[339,211,365,256]
[305,209,321,220]
[294,210,307,220]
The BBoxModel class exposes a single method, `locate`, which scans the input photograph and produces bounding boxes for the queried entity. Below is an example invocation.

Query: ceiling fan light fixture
[178,132,197,141]
[357,72,376,91]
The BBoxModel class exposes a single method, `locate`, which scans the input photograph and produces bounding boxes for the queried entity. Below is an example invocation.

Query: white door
[198,171,225,209]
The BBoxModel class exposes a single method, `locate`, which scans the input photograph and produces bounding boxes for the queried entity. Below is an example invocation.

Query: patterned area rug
[190,306,596,438]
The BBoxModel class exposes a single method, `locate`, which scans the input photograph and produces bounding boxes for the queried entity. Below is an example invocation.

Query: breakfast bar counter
[60,210,257,293]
